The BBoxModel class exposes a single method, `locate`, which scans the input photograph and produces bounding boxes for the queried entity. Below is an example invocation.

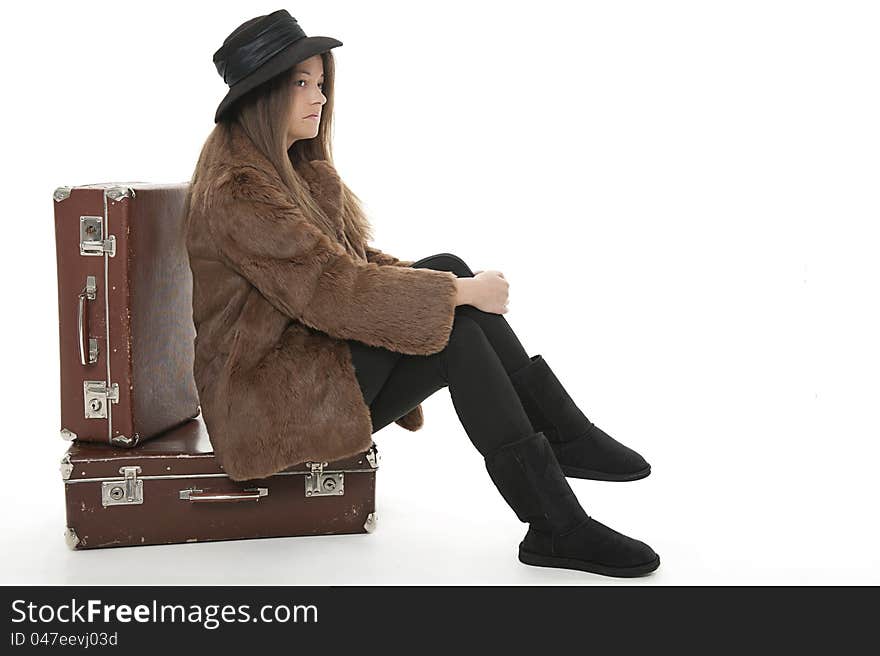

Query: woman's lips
[305,114,319,120]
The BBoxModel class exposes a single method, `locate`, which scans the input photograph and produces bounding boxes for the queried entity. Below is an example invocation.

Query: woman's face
[287,54,326,148]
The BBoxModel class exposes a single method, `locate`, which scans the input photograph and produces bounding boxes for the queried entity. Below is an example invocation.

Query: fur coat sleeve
[205,169,458,356]
[364,246,415,268]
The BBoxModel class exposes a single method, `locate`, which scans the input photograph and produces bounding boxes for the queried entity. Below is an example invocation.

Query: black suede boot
[509,354,651,481]
[484,431,660,577]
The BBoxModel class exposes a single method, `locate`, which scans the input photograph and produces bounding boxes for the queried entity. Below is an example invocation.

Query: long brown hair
[182,50,373,256]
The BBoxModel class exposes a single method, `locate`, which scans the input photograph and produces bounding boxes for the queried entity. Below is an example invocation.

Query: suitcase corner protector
[64,527,81,550]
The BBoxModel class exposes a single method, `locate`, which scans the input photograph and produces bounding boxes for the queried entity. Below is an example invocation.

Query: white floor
[7,389,879,586]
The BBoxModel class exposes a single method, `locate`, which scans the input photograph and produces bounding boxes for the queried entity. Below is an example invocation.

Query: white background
[3,0,878,585]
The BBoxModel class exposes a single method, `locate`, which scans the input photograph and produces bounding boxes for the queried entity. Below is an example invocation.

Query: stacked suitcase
[53,181,379,550]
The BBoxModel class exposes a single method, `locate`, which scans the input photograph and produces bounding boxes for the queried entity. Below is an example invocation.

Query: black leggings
[347,253,535,457]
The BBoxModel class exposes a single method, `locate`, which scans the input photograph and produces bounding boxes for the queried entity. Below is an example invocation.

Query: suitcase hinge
[101,466,143,506]
[80,215,116,257]
[84,380,119,419]
[305,461,345,498]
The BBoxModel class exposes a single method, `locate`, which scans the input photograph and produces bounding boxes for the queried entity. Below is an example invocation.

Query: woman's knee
[411,252,474,277]
[445,314,490,357]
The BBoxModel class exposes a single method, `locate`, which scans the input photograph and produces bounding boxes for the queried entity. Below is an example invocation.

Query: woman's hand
[456,270,508,314]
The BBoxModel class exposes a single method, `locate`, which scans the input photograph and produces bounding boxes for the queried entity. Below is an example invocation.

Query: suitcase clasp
[305,461,345,498]
[101,466,143,506]
[80,215,116,257]
[84,380,119,419]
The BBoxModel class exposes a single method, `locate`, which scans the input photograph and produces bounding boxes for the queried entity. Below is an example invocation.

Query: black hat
[213,10,342,123]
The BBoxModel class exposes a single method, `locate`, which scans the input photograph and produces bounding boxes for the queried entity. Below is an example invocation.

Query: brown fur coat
[185,122,458,481]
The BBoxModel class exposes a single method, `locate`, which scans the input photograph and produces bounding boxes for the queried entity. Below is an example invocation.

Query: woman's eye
[295,80,324,89]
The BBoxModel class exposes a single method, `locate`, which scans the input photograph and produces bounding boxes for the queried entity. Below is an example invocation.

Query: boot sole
[560,464,652,482]
[518,546,660,578]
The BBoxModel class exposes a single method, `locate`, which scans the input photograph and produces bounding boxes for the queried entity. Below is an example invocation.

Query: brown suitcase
[60,415,380,550]
[52,182,200,447]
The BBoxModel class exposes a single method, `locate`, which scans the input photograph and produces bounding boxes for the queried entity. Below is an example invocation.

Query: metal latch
[304,461,344,497]
[101,466,143,506]
[84,380,119,419]
[80,216,116,257]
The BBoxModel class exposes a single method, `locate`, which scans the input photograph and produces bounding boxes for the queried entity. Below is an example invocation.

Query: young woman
[183,10,660,578]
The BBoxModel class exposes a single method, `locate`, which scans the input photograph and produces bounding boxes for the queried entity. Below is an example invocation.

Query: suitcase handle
[178,487,269,503]
[78,276,97,366]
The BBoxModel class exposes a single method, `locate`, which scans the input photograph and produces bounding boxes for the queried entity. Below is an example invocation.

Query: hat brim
[214,35,342,123]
